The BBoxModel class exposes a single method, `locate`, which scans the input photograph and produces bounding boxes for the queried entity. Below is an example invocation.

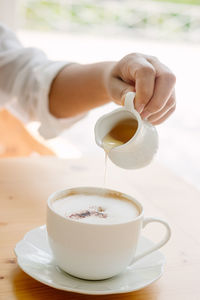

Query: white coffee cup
[94,92,158,169]
[47,186,171,281]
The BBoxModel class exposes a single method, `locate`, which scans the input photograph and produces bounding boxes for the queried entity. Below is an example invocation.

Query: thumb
[110,77,135,105]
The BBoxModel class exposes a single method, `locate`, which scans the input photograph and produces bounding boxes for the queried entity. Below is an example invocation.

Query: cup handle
[130,217,171,265]
[124,92,136,112]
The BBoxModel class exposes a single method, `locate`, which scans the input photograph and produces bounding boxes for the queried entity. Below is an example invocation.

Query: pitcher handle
[124,92,136,112]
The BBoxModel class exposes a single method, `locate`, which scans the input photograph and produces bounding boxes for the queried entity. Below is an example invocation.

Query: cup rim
[47,186,144,226]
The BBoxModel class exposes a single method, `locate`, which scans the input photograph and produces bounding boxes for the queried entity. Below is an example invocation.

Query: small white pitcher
[94,92,158,169]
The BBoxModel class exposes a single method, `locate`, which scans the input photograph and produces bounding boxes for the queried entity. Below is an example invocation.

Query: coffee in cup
[47,187,171,280]
[52,191,139,225]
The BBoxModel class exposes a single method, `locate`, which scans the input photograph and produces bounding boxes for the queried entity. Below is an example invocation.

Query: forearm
[49,62,115,118]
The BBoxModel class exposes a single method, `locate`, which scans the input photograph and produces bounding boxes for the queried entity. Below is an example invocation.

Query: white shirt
[0,24,84,139]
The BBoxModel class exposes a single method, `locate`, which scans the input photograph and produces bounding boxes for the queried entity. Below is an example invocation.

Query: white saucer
[15,225,165,295]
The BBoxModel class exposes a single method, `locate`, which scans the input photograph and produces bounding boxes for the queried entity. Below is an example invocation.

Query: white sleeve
[0,24,85,139]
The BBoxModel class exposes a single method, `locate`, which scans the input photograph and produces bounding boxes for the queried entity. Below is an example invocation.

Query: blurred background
[0,0,200,188]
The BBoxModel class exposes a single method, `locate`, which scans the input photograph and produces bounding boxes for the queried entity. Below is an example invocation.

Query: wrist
[103,61,117,101]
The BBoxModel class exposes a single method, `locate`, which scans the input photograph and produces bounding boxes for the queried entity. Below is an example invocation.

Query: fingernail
[137,104,145,114]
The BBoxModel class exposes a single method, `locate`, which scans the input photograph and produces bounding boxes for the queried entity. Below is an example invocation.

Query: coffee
[102,118,138,153]
[48,186,171,280]
[52,192,140,224]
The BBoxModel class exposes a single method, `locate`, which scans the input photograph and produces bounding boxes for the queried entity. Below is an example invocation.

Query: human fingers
[141,56,176,119]
[147,90,176,123]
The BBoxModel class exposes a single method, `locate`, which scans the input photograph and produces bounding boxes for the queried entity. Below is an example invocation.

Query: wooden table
[0,155,200,300]
[0,110,54,157]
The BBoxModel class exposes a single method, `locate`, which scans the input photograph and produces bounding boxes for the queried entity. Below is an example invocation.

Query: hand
[107,53,176,125]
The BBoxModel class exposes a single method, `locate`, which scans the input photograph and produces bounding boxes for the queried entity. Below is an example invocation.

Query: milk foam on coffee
[52,193,139,224]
